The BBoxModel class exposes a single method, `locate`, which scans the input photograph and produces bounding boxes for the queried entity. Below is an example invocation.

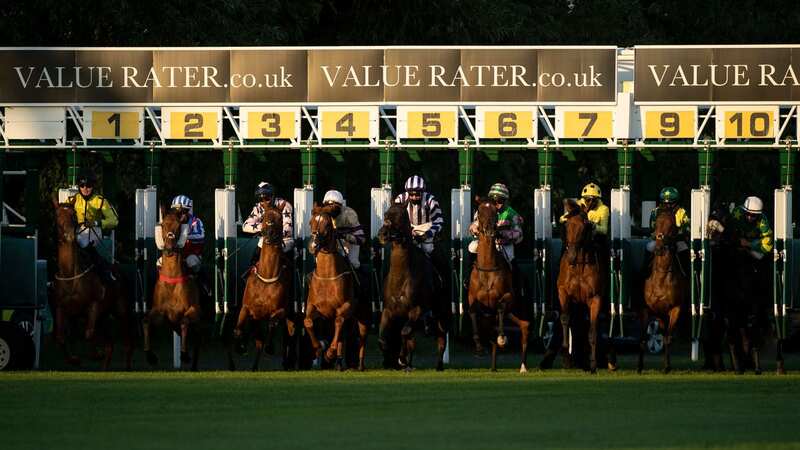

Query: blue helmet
[255,182,274,198]
[171,195,192,211]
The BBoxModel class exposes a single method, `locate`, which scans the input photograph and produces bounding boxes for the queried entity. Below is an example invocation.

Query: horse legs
[777,338,786,375]
[637,308,649,374]
[330,303,353,370]
[468,297,484,354]
[55,305,80,366]
[748,326,762,375]
[252,321,265,372]
[85,303,106,363]
[229,306,251,371]
[142,310,159,367]
[180,317,191,367]
[664,307,680,374]
[588,296,601,374]
[559,299,572,369]
[435,319,446,372]
[509,313,529,373]
[496,297,510,349]
[357,320,369,372]
[377,308,391,353]
[303,304,323,364]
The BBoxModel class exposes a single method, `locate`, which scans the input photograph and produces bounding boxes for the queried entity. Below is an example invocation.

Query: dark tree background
[2,0,798,261]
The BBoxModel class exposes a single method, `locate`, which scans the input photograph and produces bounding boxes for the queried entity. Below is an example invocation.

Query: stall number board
[84,108,143,139]
[556,108,614,139]
[476,107,537,139]
[716,107,778,140]
[641,108,697,139]
[397,107,458,140]
[162,108,221,140]
[318,107,377,140]
[240,107,300,140]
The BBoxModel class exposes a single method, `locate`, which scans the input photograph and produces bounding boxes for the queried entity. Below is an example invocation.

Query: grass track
[2,370,799,450]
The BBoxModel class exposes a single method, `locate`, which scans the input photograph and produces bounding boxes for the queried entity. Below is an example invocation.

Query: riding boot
[86,245,116,283]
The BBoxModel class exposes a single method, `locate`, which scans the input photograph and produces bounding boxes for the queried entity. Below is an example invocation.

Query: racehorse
[706,207,771,374]
[468,200,530,372]
[304,204,368,371]
[143,206,202,371]
[228,205,292,371]
[52,200,133,370]
[547,199,607,373]
[377,203,447,371]
[639,209,687,373]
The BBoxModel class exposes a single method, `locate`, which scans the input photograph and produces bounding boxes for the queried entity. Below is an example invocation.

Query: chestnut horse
[229,205,293,371]
[304,204,368,371]
[52,201,133,369]
[550,199,605,373]
[468,200,530,372]
[143,207,202,370]
[377,203,447,371]
[639,209,687,373]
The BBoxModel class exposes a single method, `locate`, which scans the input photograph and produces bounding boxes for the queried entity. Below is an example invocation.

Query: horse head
[54,199,77,244]
[562,198,591,265]
[378,203,412,245]
[261,206,283,246]
[476,199,498,238]
[653,208,678,256]
[159,206,186,256]
[309,204,335,254]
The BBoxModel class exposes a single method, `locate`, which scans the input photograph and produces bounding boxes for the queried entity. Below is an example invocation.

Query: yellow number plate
[246,111,296,139]
[321,111,370,139]
[723,110,775,139]
[90,111,140,139]
[644,110,696,139]
[405,111,457,139]
[483,111,534,139]
[562,111,613,139]
[169,111,219,139]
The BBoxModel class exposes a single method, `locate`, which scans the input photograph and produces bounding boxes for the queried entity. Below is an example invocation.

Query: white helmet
[743,196,763,214]
[323,190,344,205]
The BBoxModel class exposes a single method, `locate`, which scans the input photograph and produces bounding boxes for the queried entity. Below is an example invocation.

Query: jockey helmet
[659,187,679,204]
[76,169,97,187]
[255,182,274,198]
[323,190,344,206]
[171,195,193,211]
[404,175,426,193]
[488,183,510,202]
[743,196,764,215]
[581,183,602,199]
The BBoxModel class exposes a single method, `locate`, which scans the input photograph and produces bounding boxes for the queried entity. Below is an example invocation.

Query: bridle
[310,213,334,255]
[475,202,502,272]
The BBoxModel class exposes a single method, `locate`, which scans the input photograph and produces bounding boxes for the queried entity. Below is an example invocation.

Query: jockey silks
[393,191,444,238]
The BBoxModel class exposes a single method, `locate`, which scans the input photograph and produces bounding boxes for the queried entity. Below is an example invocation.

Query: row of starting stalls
[1,141,799,369]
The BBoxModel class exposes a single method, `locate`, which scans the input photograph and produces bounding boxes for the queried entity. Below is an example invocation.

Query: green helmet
[488,183,510,201]
[659,187,679,203]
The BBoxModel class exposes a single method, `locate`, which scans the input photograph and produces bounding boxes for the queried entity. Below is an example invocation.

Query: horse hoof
[403,366,414,373]
[608,362,618,372]
[359,365,366,372]
[520,364,528,374]
[590,367,597,374]
[497,335,507,348]
[377,338,387,352]
[491,367,498,373]
[312,357,322,370]
[662,366,671,374]
[637,368,643,375]
[777,367,786,375]
[145,351,158,367]
[754,369,762,376]
[436,363,444,372]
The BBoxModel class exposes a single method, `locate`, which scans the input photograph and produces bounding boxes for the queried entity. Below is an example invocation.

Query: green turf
[2,370,799,450]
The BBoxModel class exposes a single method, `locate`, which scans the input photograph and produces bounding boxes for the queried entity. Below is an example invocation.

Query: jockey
[323,190,366,269]
[68,169,118,282]
[468,183,524,297]
[560,182,610,268]
[730,196,774,260]
[243,182,295,268]
[159,195,211,295]
[393,175,449,298]
[645,187,691,273]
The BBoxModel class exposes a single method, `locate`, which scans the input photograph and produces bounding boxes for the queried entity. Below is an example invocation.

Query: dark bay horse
[549,199,606,373]
[639,209,687,373]
[304,204,368,371]
[229,205,292,371]
[707,208,771,374]
[468,200,530,372]
[143,207,202,370]
[377,203,447,371]
[52,201,133,369]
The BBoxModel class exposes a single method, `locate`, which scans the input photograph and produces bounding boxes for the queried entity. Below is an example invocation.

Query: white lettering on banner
[14,66,114,89]
[648,63,800,88]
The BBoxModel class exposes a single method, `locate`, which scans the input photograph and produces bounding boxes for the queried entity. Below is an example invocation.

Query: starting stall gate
[2,45,800,370]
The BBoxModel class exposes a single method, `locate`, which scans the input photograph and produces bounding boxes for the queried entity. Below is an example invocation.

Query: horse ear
[52,194,60,210]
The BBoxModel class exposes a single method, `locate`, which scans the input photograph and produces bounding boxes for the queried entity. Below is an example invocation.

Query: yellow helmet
[581,183,602,199]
